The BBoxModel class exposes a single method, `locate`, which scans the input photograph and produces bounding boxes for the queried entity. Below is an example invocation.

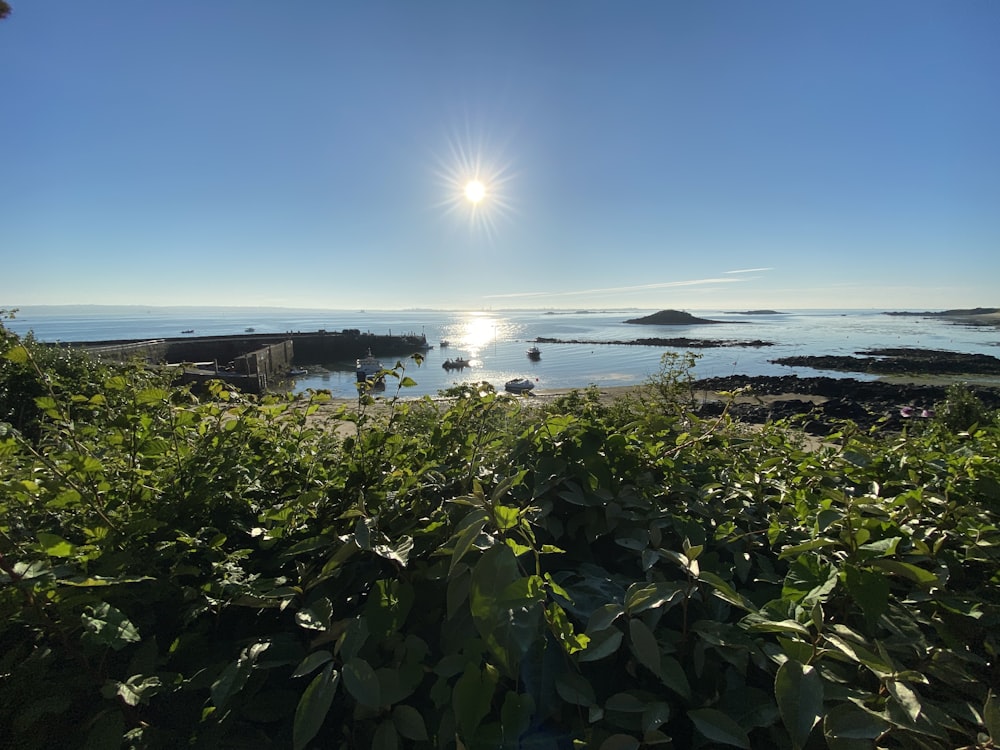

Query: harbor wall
[68,330,429,394]
[72,330,428,367]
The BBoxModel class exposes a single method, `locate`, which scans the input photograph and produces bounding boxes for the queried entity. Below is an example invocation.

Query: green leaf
[37,532,75,558]
[292,650,333,678]
[624,582,685,614]
[296,599,333,632]
[823,703,890,749]
[887,679,921,723]
[392,704,429,741]
[659,656,692,700]
[373,719,399,750]
[742,614,811,638]
[293,664,339,750]
[642,702,671,732]
[453,663,499,739]
[598,735,641,750]
[81,602,141,650]
[113,675,162,707]
[688,708,751,749]
[783,555,838,605]
[136,387,170,405]
[578,627,623,663]
[605,692,648,712]
[556,671,596,706]
[628,618,661,678]
[587,603,624,633]
[985,691,1000,742]
[342,657,381,709]
[501,692,535,741]
[775,660,823,749]
[869,559,939,588]
[5,344,29,363]
[843,565,890,629]
[698,570,756,612]
[547,602,590,654]
[450,509,489,575]
[492,504,520,532]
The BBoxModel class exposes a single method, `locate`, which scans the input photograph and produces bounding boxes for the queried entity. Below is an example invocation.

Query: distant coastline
[884,307,1000,328]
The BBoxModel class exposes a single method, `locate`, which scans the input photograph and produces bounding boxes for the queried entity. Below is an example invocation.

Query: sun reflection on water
[446,313,520,356]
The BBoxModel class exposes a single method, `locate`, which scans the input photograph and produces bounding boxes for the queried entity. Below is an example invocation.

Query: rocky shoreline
[534,336,774,348]
[691,374,1000,434]
[771,347,1000,376]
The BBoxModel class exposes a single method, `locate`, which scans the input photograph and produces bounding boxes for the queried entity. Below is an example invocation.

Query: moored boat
[442,357,471,370]
[356,349,385,386]
[526,346,541,360]
[504,378,535,393]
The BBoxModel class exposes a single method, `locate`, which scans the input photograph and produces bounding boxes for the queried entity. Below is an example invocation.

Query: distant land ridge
[884,307,999,317]
[624,309,728,325]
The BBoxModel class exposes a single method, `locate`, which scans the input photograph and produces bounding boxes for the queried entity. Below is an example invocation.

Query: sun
[464,180,486,204]
[433,128,516,241]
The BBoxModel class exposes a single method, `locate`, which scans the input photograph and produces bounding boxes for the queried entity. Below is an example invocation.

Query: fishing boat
[356,349,385,386]
[504,378,535,394]
[442,357,470,370]
[526,346,541,360]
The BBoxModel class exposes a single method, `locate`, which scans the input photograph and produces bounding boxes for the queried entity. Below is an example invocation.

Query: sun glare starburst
[434,129,515,241]
[464,180,486,203]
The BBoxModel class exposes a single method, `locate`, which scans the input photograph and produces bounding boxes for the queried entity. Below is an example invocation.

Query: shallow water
[6,307,996,399]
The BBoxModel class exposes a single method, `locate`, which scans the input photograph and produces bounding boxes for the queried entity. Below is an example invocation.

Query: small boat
[289,367,308,377]
[245,327,256,333]
[526,346,541,360]
[439,340,450,348]
[442,357,471,370]
[505,378,535,394]
[181,329,194,334]
[356,349,384,384]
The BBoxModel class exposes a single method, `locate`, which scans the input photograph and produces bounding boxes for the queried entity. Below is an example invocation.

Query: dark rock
[624,310,728,325]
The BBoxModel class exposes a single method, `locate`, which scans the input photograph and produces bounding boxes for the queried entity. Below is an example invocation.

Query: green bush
[2,323,999,749]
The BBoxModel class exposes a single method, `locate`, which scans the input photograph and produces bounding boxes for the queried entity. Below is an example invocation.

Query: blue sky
[1,2,997,311]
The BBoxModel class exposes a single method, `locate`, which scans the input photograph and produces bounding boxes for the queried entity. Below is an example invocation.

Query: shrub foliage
[1,325,999,749]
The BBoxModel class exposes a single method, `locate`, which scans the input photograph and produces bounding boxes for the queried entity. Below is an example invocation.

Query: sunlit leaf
[37,532,75,558]
[81,602,141,650]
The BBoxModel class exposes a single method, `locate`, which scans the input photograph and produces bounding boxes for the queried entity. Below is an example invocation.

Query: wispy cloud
[484,277,740,300]
[724,267,773,274]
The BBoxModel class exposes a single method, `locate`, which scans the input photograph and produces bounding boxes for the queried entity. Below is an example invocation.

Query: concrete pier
[67,330,430,393]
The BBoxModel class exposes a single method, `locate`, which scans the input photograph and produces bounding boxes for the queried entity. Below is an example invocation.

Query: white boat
[356,349,384,385]
[289,367,308,376]
[504,378,535,393]
[526,346,541,360]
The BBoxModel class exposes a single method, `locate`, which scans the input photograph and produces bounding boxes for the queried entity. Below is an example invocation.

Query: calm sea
[4,306,997,399]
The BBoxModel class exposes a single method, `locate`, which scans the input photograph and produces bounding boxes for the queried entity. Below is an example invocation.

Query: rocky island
[624,309,729,325]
